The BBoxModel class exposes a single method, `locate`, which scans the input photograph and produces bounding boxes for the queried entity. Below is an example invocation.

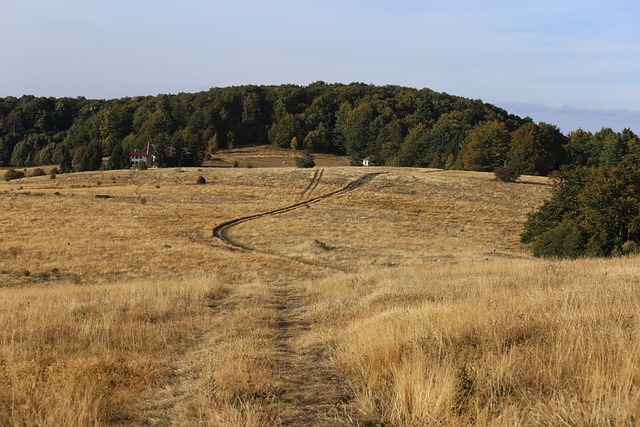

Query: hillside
[0,83,535,172]
[3,83,638,180]
[2,166,640,425]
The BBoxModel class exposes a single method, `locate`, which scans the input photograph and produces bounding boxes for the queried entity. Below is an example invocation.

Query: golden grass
[304,259,640,425]
[0,276,226,426]
[3,164,638,425]
[204,145,350,168]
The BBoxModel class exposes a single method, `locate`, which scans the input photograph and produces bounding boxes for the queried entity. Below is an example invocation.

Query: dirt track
[209,170,382,425]
[212,171,382,269]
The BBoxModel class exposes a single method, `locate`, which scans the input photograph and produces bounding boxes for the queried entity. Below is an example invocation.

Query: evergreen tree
[108,142,129,170]
[59,145,73,173]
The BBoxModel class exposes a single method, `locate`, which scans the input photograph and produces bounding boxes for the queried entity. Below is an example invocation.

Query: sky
[1,0,639,133]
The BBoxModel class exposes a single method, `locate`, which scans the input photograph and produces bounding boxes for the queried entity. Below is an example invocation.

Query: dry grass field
[204,145,351,168]
[2,161,640,426]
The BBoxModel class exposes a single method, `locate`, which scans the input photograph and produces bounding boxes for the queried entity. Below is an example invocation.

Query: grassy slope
[1,163,640,425]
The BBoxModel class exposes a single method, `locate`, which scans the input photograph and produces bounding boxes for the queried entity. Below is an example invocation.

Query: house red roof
[129,151,148,156]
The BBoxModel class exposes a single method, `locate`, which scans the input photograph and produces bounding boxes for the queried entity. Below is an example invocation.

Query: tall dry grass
[304,258,640,425]
[188,280,284,426]
[10,165,636,425]
[0,277,226,426]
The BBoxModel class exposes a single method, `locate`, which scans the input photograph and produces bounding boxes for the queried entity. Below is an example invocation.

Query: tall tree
[462,120,511,171]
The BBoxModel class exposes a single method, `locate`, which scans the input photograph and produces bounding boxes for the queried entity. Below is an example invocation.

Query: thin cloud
[498,102,640,134]
[1,0,638,128]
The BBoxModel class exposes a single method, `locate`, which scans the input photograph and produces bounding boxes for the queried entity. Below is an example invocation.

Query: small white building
[129,142,156,169]
[362,157,371,166]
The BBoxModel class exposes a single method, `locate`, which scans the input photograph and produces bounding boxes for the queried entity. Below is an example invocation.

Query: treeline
[0,82,638,175]
[522,163,640,258]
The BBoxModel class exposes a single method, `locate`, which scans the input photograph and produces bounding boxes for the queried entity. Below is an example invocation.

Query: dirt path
[269,279,349,426]
[203,172,383,425]
[213,172,382,253]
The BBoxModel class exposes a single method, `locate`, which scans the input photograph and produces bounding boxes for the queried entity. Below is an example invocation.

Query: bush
[30,168,46,177]
[4,169,25,181]
[295,150,316,168]
[196,175,206,185]
[621,240,639,256]
[494,167,520,182]
[532,221,586,259]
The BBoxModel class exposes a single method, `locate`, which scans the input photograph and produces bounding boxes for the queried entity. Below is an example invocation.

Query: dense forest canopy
[0,82,638,175]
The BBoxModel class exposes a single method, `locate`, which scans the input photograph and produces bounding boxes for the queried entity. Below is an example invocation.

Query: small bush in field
[196,175,206,185]
[31,168,47,177]
[621,240,639,255]
[532,221,586,259]
[295,150,316,168]
[4,169,25,181]
[494,167,520,182]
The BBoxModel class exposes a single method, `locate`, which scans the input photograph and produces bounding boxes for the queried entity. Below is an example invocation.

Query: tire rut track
[212,172,383,271]
[299,168,323,200]
[210,172,383,425]
[299,168,324,200]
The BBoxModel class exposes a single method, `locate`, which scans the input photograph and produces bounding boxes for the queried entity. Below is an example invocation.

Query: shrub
[295,150,316,168]
[196,175,206,185]
[494,167,520,182]
[621,240,639,255]
[532,221,586,259]
[4,169,25,181]
[30,168,47,177]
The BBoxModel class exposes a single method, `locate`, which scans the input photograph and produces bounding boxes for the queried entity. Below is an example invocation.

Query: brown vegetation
[1,164,639,425]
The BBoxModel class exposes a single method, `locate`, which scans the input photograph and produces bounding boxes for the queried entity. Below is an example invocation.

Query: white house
[129,142,156,169]
[362,157,371,166]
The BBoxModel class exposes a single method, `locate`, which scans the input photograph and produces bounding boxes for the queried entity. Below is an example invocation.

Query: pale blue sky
[2,0,639,132]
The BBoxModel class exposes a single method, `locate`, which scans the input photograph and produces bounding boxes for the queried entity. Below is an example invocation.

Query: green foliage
[59,145,73,173]
[523,164,640,258]
[76,141,103,172]
[295,150,316,168]
[532,220,586,259]
[0,84,635,178]
[506,122,567,175]
[4,168,25,181]
[462,121,510,171]
[108,142,129,170]
[269,113,301,149]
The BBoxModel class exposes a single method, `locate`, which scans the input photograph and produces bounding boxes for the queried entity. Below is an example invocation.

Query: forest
[1,81,637,175]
